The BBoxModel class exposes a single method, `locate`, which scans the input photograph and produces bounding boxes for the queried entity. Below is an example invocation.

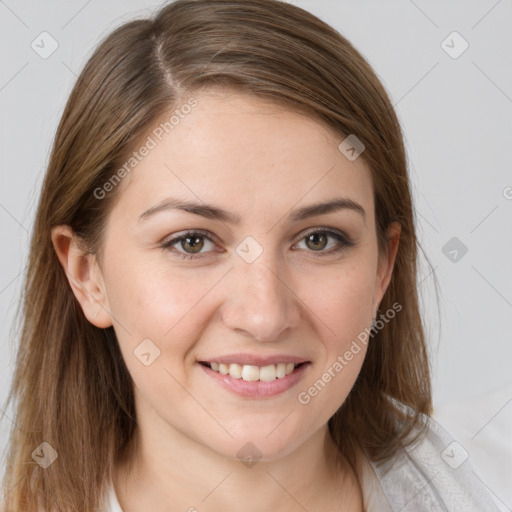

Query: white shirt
[104,417,499,511]
[433,382,512,510]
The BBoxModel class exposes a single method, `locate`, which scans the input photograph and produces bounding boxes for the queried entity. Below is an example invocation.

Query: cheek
[102,251,227,363]
[304,261,376,345]
[295,267,374,420]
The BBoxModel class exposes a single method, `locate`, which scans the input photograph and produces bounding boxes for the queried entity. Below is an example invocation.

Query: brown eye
[162,231,216,259]
[180,235,204,253]
[305,232,328,251]
[295,229,354,256]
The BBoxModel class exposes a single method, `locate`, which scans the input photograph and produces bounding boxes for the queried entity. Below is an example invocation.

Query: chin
[203,429,307,465]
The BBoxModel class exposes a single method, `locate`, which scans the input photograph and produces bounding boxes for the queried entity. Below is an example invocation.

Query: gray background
[1,0,511,507]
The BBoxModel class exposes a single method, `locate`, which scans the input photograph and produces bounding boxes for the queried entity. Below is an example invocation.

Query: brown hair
[2,0,433,509]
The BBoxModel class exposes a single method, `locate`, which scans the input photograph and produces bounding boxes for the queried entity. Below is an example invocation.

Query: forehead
[109,89,374,225]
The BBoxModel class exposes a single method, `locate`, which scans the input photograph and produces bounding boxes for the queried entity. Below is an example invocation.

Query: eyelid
[296,226,351,243]
[292,226,354,255]
[161,228,215,243]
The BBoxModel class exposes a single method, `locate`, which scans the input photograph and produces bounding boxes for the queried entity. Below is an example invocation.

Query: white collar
[355,449,395,511]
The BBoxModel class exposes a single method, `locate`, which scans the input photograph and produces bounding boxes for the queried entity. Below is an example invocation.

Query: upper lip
[198,354,309,366]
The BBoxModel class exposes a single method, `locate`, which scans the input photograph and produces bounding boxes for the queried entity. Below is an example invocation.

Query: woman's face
[86,89,399,461]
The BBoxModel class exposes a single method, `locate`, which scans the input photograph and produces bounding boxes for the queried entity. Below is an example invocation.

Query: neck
[114,399,362,511]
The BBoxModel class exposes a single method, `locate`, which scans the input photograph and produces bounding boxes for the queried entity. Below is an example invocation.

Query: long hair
[2,0,433,509]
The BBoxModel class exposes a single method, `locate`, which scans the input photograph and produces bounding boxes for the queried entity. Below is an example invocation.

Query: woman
[1,0,499,510]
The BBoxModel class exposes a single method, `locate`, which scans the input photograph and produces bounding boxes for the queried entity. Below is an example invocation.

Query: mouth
[199,361,307,382]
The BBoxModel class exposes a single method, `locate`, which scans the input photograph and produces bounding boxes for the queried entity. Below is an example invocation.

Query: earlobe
[51,225,113,328]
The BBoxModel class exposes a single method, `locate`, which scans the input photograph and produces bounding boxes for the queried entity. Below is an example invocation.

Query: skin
[52,89,400,511]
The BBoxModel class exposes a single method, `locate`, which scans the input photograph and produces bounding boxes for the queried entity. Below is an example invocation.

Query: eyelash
[160,227,355,261]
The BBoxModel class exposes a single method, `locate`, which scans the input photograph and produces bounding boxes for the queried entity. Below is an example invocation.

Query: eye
[161,227,354,261]
[294,228,354,255]
[161,230,216,260]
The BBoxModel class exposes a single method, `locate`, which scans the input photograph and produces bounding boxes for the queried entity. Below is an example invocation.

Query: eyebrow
[138,196,366,224]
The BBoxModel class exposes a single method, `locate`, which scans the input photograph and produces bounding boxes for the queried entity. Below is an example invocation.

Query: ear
[51,225,113,328]
[372,221,401,313]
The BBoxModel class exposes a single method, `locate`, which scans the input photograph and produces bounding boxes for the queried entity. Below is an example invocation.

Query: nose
[220,256,301,342]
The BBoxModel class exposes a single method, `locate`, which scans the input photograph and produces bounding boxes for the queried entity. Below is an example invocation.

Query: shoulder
[357,414,500,512]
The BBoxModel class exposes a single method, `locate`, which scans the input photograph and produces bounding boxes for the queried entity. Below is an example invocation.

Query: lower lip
[199,363,310,398]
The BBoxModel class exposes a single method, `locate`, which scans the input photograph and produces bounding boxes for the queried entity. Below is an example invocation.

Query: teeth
[241,365,260,381]
[208,362,299,381]
[259,365,276,382]
[229,363,242,379]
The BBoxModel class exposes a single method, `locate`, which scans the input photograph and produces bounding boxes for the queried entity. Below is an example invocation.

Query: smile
[197,352,311,398]
[202,362,301,382]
